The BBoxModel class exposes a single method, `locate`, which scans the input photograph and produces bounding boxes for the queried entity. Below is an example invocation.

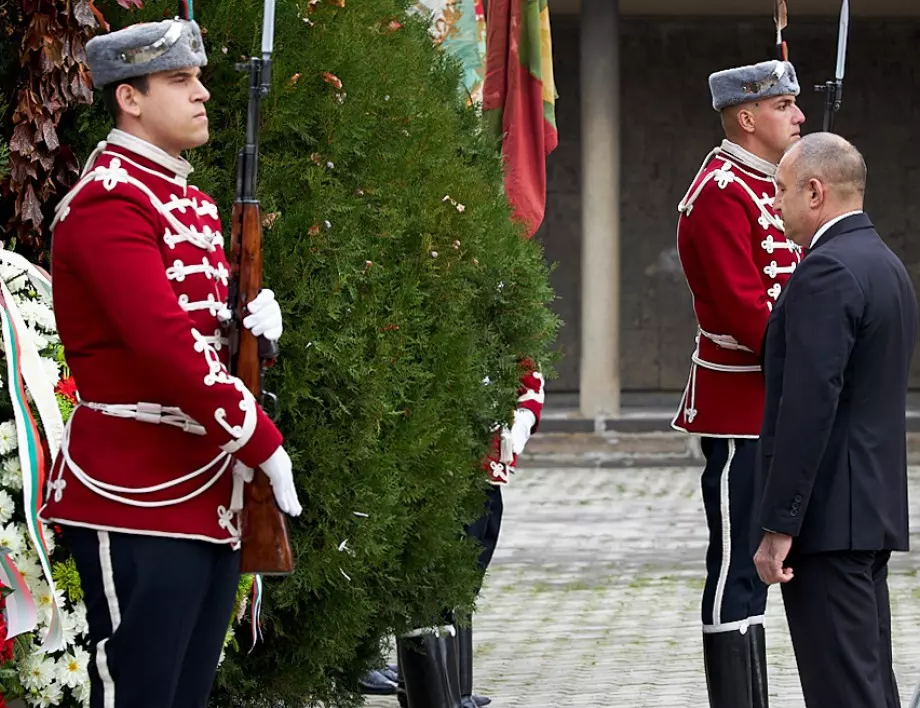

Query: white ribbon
[0,250,66,652]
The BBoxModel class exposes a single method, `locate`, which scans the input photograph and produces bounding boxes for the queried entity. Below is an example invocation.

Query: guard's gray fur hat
[86,18,207,88]
[708,60,800,111]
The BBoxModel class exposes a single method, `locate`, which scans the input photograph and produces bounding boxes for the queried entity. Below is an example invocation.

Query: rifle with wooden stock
[225,0,295,575]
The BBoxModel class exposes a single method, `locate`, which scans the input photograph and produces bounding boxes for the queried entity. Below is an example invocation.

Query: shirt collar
[718,140,777,178]
[810,210,864,248]
[104,129,194,180]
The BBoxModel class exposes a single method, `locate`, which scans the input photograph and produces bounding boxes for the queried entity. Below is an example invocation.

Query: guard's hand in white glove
[243,289,283,342]
[510,408,536,455]
[259,446,302,517]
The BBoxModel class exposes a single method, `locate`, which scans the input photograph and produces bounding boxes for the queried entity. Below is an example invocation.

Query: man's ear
[115,83,143,118]
[737,106,758,135]
[807,178,826,207]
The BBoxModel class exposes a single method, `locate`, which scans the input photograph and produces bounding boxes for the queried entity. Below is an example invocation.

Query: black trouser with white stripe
[699,438,767,633]
[62,526,241,708]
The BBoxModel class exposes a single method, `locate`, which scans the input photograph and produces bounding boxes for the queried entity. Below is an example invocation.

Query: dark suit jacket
[756,212,918,555]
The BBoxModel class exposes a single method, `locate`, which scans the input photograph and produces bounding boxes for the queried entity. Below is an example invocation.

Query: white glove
[510,408,536,455]
[243,289,283,342]
[258,446,302,517]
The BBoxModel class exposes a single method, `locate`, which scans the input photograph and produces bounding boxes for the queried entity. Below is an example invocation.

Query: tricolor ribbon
[179,0,194,21]
[0,546,37,639]
[248,573,264,653]
[0,250,67,653]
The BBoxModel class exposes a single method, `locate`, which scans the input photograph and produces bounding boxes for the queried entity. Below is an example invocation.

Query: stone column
[579,0,620,418]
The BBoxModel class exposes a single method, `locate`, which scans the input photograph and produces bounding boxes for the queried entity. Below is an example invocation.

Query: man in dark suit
[753,131,917,708]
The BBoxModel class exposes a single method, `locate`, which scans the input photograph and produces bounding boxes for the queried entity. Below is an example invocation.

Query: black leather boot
[397,628,463,708]
[397,661,409,708]
[456,622,491,707]
[748,624,769,708]
[446,628,478,708]
[702,629,754,708]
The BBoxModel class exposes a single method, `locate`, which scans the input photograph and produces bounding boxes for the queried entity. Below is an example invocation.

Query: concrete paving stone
[364,465,920,708]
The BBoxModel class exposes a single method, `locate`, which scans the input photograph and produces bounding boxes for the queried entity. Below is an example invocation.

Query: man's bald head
[774,132,868,247]
[783,132,867,204]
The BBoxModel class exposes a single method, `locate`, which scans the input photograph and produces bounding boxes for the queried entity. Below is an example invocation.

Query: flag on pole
[482,0,558,238]
[415,0,488,106]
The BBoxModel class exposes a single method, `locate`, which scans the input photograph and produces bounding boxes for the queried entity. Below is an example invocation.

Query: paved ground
[367,463,920,707]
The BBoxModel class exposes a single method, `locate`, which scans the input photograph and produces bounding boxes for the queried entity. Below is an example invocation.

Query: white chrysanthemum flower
[59,608,80,648]
[14,552,42,587]
[75,679,91,708]
[34,582,66,628]
[0,521,24,558]
[2,456,22,491]
[16,299,39,326]
[40,358,60,386]
[30,303,53,330]
[16,299,56,333]
[0,421,18,455]
[34,678,64,708]
[2,455,22,487]
[40,306,56,331]
[70,602,88,636]
[20,653,57,692]
[40,523,55,555]
[29,577,51,613]
[57,647,89,689]
[36,305,56,332]
[0,489,14,524]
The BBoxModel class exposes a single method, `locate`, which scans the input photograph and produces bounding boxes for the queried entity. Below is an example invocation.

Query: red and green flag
[482,0,558,238]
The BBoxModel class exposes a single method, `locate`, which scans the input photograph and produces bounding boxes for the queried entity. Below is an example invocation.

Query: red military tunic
[39,130,283,545]
[486,361,545,485]
[672,140,803,438]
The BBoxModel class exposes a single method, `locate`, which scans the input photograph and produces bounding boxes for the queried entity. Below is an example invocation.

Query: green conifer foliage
[63,0,559,704]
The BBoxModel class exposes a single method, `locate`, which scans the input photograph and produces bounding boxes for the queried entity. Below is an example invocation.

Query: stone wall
[540,15,920,392]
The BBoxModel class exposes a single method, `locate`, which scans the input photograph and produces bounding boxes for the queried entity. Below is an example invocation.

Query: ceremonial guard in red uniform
[671,59,806,707]
[39,18,302,708]
[397,362,545,708]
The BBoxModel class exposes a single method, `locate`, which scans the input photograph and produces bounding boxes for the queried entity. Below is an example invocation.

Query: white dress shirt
[810,210,864,249]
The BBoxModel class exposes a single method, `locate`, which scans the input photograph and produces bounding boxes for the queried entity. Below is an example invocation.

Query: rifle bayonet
[815,0,850,132]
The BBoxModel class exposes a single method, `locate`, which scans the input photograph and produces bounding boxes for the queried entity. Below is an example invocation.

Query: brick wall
[540,15,920,393]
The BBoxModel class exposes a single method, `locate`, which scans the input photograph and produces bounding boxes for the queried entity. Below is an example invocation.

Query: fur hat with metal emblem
[85,17,208,88]
[708,59,800,111]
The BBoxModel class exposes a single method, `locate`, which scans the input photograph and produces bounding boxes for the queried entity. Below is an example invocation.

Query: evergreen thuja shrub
[62,0,559,705]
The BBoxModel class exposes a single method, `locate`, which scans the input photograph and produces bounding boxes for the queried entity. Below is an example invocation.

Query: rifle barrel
[240,59,263,203]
